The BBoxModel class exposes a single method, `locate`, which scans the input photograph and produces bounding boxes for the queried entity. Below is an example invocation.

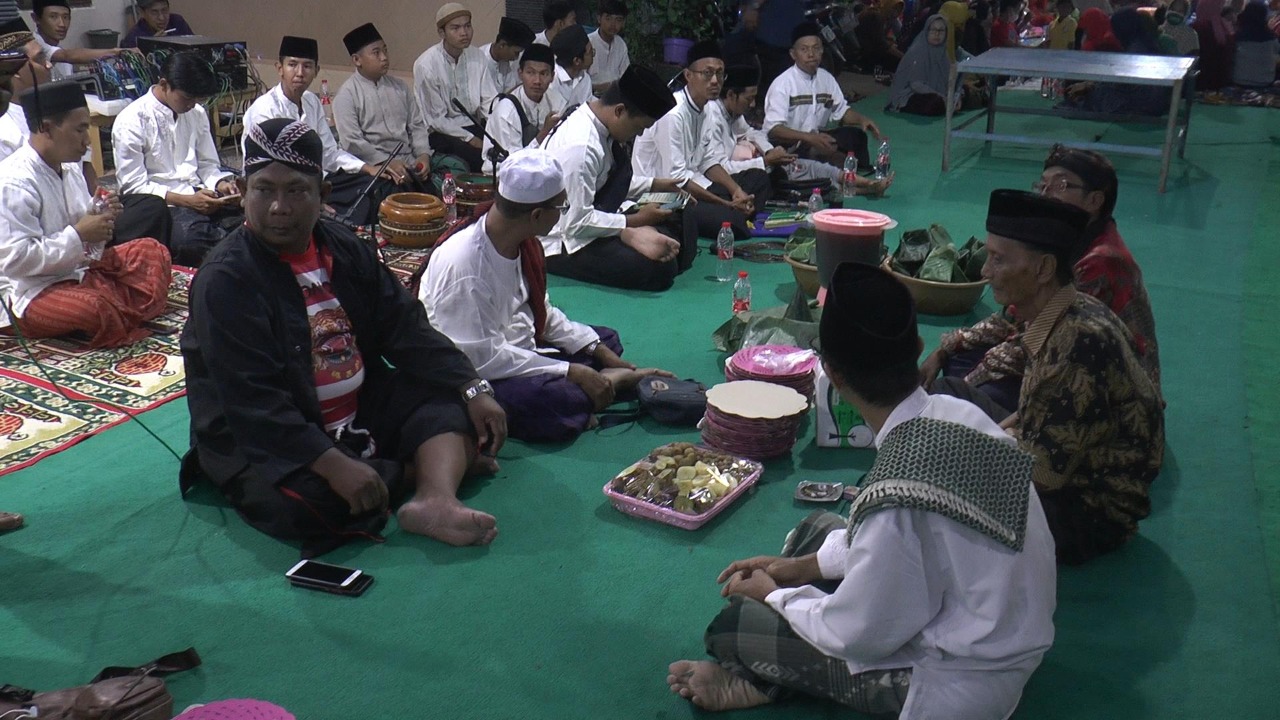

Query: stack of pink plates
[701,380,810,460]
[725,344,818,402]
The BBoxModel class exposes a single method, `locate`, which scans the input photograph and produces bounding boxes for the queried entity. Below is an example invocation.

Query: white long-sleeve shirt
[763,64,850,136]
[765,388,1057,720]
[632,88,711,189]
[701,99,774,175]
[479,42,519,93]
[483,86,551,174]
[111,88,230,199]
[412,43,496,142]
[34,33,73,80]
[0,143,91,320]
[537,104,653,257]
[587,30,630,86]
[420,214,598,380]
[0,105,28,163]
[332,72,433,165]
[242,84,366,176]
[547,64,593,114]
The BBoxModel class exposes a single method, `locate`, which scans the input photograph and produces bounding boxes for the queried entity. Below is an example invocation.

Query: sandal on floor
[0,512,24,533]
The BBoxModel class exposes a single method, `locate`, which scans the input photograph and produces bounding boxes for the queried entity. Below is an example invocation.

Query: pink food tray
[602,453,764,531]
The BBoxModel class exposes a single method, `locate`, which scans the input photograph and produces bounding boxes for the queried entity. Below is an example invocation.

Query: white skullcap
[496,148,565,204]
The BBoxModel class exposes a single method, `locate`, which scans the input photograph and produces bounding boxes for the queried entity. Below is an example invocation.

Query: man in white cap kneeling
[420,148,673,443]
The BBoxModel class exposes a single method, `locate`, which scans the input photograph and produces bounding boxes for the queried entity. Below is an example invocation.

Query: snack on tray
[609,442,758,516]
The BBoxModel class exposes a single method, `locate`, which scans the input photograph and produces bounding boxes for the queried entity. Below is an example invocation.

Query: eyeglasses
[1032,178,1086,195]
[542,202,570,214]
[688,68,726,81]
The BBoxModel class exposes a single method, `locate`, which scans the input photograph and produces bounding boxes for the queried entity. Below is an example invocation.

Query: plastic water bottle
[85,188,111,260]
[715,222,734,282]
[320,79,334,125]
[805,187,824,228]
[442,172,458,224]
[841,152,858,206]
[875,140,891,181]
[732,271,751,313]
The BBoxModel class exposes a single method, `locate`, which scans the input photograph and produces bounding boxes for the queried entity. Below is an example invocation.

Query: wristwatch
[583,339,601,355]
[462,379,494,402]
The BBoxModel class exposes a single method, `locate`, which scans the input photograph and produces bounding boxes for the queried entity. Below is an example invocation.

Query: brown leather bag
[0,648,200,720]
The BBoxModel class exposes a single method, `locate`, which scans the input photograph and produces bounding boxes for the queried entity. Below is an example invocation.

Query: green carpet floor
[3,99,1279,719]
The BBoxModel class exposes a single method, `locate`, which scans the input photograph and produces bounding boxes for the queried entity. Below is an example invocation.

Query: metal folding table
[942,49,1197,192]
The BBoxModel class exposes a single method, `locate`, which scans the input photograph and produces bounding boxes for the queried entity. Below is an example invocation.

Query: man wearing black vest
[482,43,555,174]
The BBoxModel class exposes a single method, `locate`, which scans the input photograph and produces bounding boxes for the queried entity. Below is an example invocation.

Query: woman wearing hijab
[1160,0,1201,56]
[888,15,956,114]
[939,0,974,58]
[1193,0,1237,88]
[855,0,906,71]
[1233,1,1280,86]
[1078,8,1123,51]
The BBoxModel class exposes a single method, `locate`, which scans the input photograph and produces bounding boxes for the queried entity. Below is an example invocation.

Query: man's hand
[382,159,411,184]
[729,189,754,214]
[620,226,680,262]
[808,132,839,155]
[313,449,389,515]
[466,392,508,457]
[593,343,637,370]
[74,212,114,247]
[763,146,796,167]
[537,114,561,143]
[919,348,947,388]
[859,117,883,140]
[718,554,821,589]
[214,178,239,198]
[468,136,484,150]
[721,569,780,602]
[411,154,433,175]
[567,362,616,411]
[180,189,226,216]
[625,204,672,228]
[649,178,685,193]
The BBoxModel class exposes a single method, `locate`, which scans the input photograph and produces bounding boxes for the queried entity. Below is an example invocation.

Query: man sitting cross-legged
[180,118,508,556]
[482,43,556,174]
[0,81,170,348]
[539,65,698,292]
[763,22,883,174]
[667,262,1057,719]
[633,40,769,241]
[242,36,398,227]
[334,23,434,195]
[928,190,1165,565]
[421,148,673,443]
[112,51,243,267]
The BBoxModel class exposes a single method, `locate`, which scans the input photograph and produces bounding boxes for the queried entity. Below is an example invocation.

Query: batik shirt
[1013,287,1165,541]
[941,220,1161,396]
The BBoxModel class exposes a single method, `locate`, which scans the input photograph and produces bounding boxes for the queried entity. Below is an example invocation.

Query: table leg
[1179,72,1195,159]
[1158,78,1182,193]
[985,74,998,138]
[943,64,958,172]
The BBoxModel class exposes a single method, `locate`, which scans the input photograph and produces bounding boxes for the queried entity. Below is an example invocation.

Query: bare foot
[666,660,771,712]
[470,453,500,476]
[600,367,676,396]
[397,497,497,546]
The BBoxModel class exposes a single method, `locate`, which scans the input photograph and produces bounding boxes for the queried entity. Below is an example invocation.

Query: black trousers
[699,168,774,240]
[429,128,483,173]
[213,370,472,558]
[801,125,872,173]
[327,171,399,227]
[115,194,244,267]
[544,213,699,291]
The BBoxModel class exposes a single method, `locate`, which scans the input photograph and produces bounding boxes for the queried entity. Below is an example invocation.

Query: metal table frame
[942,49,1198,192]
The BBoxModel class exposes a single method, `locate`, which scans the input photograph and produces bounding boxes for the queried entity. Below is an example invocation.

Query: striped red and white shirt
[281,238,365,433]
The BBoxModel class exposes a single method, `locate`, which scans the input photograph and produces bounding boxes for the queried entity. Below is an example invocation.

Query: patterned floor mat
[1197,83,1280,109]
[0,268,192,475]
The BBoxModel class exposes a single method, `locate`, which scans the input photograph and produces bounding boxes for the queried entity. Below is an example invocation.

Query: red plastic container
[812,209,898,289]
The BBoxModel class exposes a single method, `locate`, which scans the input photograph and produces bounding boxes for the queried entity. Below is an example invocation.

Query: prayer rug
[0,268,192,475]
[354,225,432,287]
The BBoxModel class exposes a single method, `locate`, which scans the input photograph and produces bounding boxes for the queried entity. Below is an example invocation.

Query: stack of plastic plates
[725,344,819,403]
[701,380,809,460]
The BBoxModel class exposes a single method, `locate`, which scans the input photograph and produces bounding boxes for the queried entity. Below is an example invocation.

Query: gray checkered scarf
[847,417,1033,551]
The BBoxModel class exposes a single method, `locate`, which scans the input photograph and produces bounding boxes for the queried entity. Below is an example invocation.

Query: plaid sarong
[703,511,912,716]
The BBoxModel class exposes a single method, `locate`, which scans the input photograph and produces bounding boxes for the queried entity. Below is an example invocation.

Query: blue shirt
[121,12,194,48]
[755,0,806,49]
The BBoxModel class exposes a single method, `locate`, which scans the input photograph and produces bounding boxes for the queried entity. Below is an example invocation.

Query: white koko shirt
[111,88,230,198]
[242,84,366,176]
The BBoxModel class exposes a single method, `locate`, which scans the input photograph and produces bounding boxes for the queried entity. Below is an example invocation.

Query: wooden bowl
[457,173,495,218]
[884,260,989,316]
[380,193,447,248]
[784,254,821,298]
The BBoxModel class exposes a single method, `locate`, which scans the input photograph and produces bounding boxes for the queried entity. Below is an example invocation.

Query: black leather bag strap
[91,647,203,683]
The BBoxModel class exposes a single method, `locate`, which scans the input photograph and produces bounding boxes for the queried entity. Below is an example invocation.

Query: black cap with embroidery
[279,36,319,63]
[817,263,919,371]
[617,65,676,119]
[985,189,1090,254]
[342,23,382,56]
